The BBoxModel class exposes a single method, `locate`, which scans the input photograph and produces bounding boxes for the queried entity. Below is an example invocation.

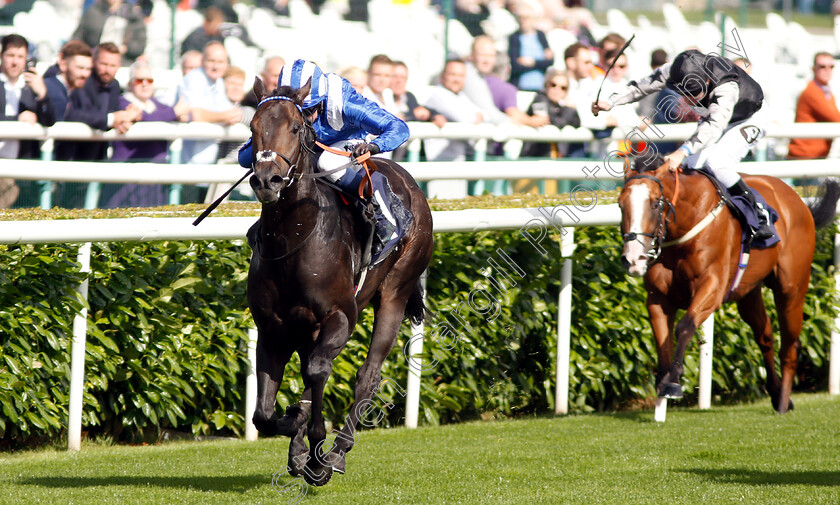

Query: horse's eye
[291,122,301,134]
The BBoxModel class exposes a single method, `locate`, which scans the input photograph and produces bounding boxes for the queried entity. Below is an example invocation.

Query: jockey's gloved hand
[352,143,380,159]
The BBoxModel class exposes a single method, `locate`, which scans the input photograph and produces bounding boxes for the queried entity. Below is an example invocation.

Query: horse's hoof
[287,450,308,477]
[277,405,308,437]
[328,448,346,474]
[659,382,683,399]
[303,463,333,487]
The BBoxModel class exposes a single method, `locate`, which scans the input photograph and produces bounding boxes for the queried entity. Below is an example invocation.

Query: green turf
[2,393,838,504]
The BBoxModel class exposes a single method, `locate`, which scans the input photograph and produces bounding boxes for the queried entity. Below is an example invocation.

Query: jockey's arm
[345,93,410,153]
[680,81,739,155]
[603,63,671,110]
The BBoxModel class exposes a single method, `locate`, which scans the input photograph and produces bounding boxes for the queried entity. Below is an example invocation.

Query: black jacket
[521,91,581,158]
[60,73,121,161]
[0,77,56,159]
[72,0,147,65]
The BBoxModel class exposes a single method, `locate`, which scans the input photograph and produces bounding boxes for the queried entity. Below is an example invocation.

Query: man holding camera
[0,33,56,207]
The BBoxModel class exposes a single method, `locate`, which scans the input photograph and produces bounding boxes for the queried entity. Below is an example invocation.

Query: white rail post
[555,229,575,415]
[654,397,668,422]
[168,137,184,205]
[830,232,840,395]
[245,328,258,441]
[39,138,54,209]
[405,272,427,429]
[698,314,715,409]
[68,242,92,451]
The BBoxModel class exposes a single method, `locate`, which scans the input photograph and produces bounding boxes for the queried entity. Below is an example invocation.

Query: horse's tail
[404,278,428,326]
[808,179,840,229]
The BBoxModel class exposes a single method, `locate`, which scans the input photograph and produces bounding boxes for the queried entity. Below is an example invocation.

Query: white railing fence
[2,200,839,448]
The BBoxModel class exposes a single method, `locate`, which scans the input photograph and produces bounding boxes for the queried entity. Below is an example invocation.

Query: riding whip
[594,34,635,116]
[192,168,254,226]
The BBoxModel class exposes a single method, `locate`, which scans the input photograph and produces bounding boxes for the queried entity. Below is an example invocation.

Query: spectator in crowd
[0,34,56,208]
[175,41,241,168]
[112,61,191,163]
[596,32,625,72]
[104,61,191,208]
[44,40,93,121]
[520,69,582,158]
[391,60,444,125]
[217,65,253,164]
[72,0,147,65]
[157,49,204,107]
[787,52,840,160]
[454,0,490,37]
[180,6,254,55]
[471,35,549,128]
[463,36,510,125]
[180,7,226,55]
[257,0,290,17]
[507,3,553,91]
[63,42,141,161]
[423,59,484,162]
[242,55,285,108]
[363,54,399,116]
[339,66,367,94]
[599,46,642,153]
[181,50,203,76]
[58,42,140,208]
[564,42,618,156]
[390,60,445,161]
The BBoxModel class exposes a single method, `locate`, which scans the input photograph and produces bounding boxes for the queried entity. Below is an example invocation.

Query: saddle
[692,168,780,250]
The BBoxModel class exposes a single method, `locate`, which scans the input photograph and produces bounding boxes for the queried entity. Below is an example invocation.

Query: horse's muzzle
[250,172,285,203]
[622,240,650,277]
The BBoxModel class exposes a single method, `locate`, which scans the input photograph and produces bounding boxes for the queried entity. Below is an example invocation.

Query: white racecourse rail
[1,124,840,445]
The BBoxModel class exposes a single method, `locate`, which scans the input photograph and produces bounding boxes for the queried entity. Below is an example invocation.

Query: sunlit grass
[2,392,838,504]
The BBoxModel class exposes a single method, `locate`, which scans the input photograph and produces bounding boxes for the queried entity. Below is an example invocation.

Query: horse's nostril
[269,174,284,187]
[620,255,631,269]
[249,175,262,191]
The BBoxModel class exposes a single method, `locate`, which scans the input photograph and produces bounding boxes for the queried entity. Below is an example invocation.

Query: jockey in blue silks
[239,59,410,259]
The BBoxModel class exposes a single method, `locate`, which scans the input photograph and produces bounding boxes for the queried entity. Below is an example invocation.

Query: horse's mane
[633,152,666,173]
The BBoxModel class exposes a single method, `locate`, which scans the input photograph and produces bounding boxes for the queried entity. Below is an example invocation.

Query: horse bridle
[622,174,677,263]
[253,96,319,192]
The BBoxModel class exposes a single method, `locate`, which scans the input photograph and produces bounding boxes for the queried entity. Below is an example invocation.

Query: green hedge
[1,215,837,446]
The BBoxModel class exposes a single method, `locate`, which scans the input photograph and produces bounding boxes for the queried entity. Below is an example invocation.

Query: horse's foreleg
[253,335,295,437]
[301,310,350,487]
[647,295,676,394]
[736,287,783,407]
[330,299,405,474]
[663,279,722,399]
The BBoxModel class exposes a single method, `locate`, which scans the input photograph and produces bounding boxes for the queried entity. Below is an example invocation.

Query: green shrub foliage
[0,220,836,445]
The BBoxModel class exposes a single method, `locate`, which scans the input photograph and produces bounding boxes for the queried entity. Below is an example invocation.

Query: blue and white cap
[278,59,329,109]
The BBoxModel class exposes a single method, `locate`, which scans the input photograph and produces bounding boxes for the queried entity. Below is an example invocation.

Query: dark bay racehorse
[247,78,433,486]
[619,154,838,413]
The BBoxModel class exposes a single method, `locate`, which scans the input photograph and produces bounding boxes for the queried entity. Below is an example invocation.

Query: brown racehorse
[619,153,838,414]
[247,78,434,486]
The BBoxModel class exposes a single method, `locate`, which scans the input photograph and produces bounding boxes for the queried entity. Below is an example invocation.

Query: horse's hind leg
[330,295,408,474]
[736,287,786,410]
[771,280,808,414]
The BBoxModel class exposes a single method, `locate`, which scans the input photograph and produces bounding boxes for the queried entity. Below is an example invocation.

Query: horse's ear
[296,77,312,106]
[254,77,268,102]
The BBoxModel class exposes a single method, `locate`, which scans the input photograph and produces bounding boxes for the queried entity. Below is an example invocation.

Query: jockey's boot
[370,190,398,259]
[335,170,397,260]
[727,179,774,240]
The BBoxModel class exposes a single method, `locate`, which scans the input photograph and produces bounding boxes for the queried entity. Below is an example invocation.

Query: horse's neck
[259,179,322,247]
[668,172,720,234]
